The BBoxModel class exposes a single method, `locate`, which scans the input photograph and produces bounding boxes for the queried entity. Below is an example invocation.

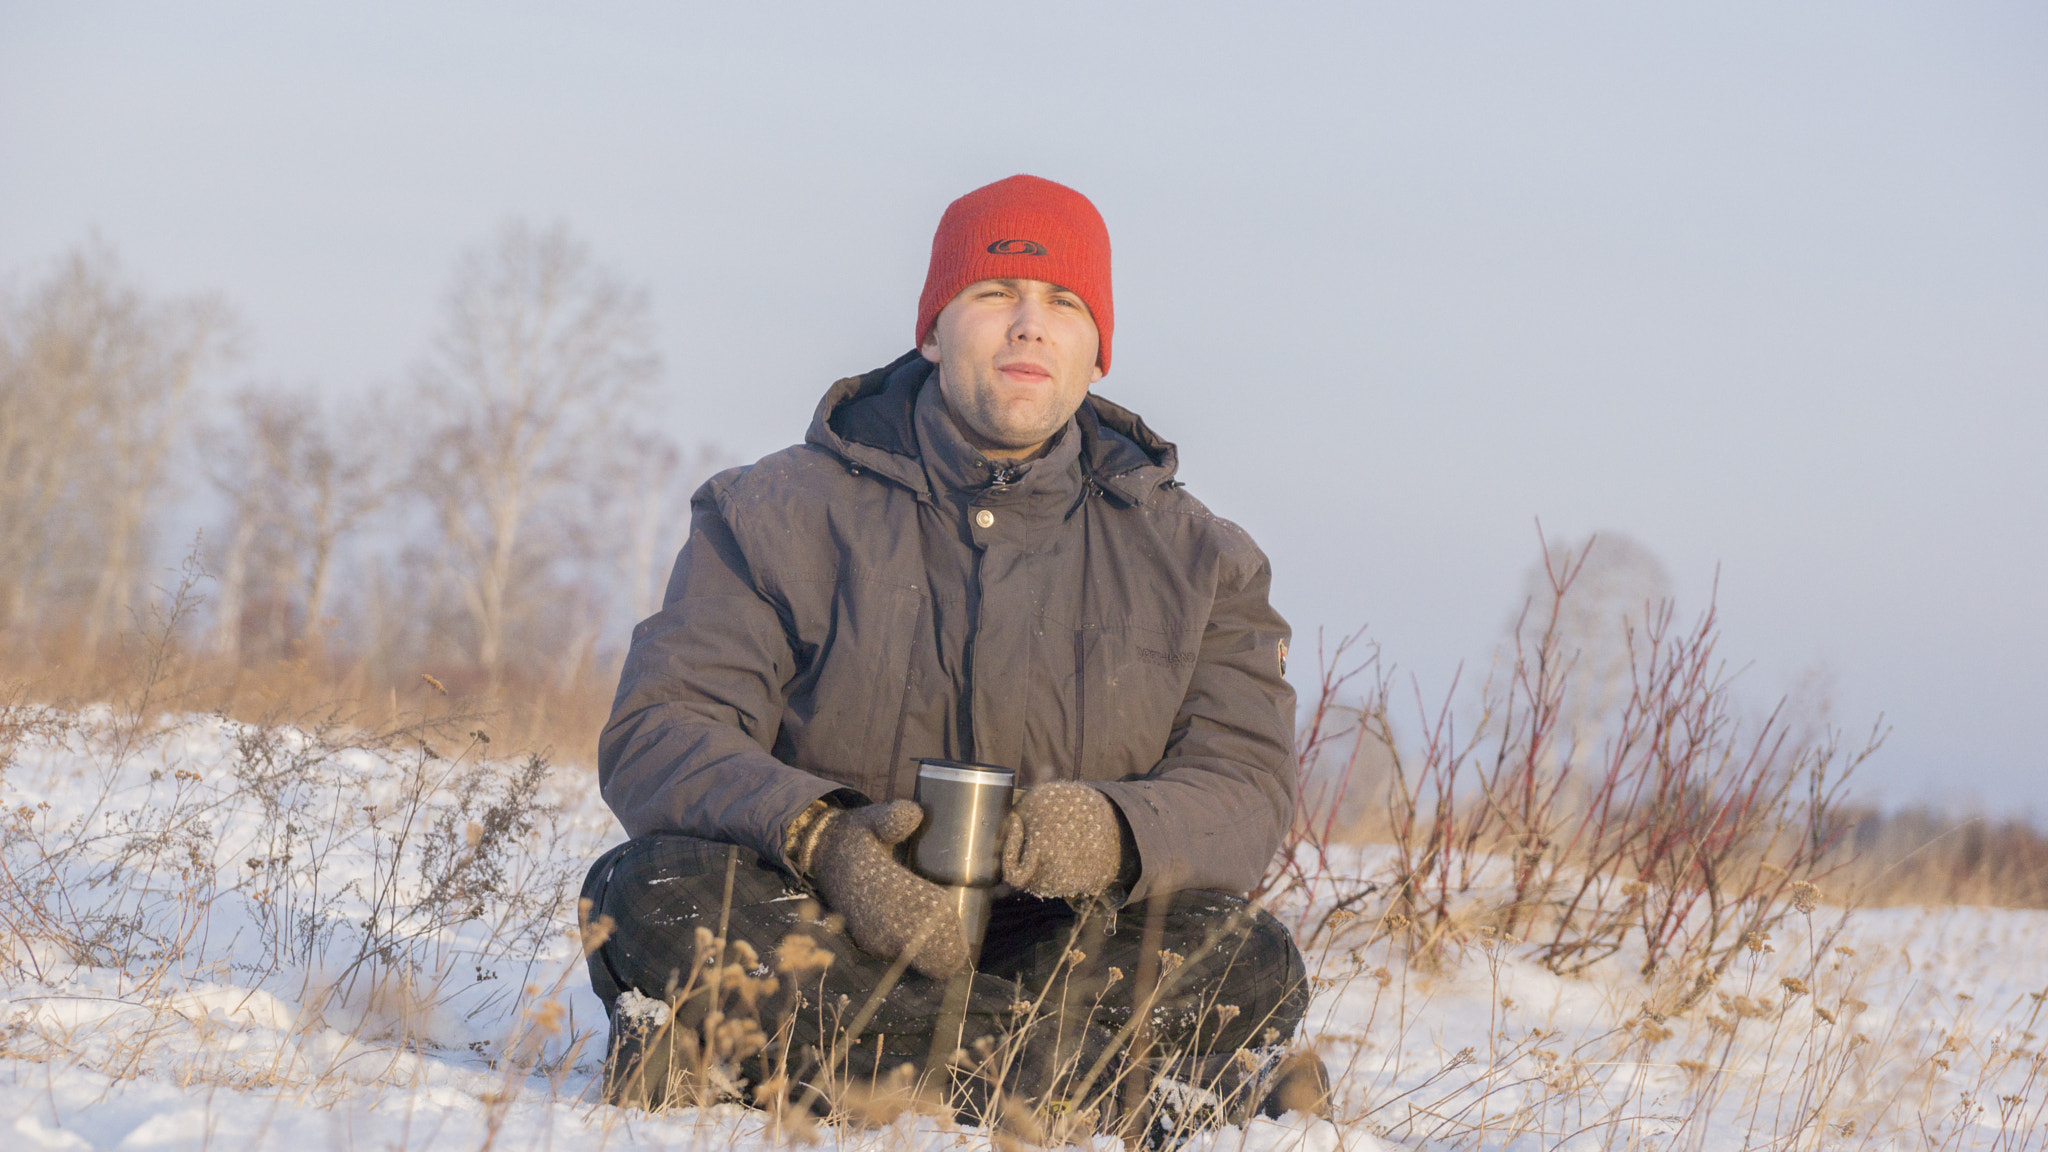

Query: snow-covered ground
[3,708,2043,1150]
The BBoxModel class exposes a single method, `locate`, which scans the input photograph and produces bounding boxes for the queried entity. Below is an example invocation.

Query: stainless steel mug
[909,758,1015,959]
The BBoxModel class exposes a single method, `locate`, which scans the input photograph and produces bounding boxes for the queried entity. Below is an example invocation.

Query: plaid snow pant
[580,833,1310,1102]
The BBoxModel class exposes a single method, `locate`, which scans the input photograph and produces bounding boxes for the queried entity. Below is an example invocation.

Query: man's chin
[968,404,1046,442]
[988,419,1065,451]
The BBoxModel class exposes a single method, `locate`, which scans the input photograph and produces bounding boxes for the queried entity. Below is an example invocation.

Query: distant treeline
[0,223,717,709]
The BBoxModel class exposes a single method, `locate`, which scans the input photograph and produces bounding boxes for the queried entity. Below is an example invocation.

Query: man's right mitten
[787,800,968,980]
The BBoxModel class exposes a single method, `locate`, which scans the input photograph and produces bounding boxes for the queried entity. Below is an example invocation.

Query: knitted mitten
[999,781,1125,899]
[789,800,967,980]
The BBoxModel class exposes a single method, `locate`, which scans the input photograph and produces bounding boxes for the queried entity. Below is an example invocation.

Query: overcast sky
[4,2,2043,811]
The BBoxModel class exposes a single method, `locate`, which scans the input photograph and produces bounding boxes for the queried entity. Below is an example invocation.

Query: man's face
[919,278,1104,459]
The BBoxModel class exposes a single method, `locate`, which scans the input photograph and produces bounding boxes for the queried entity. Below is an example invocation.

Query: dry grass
[1825,806,2048,910]
[0,615,614,781]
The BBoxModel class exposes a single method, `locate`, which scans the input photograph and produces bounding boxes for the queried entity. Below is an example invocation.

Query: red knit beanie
[916,174,1114,372]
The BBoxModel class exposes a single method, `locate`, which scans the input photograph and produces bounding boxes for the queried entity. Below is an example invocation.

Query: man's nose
[1008,298,1050,342]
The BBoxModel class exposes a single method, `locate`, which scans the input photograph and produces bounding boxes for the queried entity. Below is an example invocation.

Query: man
[582,175,1320,1138]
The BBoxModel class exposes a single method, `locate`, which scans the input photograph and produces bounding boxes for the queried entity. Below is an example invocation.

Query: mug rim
[914,758,1015,785]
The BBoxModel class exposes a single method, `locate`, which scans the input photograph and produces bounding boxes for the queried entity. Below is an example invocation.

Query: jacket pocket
[1074,624,1200,781]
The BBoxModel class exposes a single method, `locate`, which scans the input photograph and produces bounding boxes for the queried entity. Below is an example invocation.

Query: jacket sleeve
[1093,544,1298,901]
[597,479,843,871]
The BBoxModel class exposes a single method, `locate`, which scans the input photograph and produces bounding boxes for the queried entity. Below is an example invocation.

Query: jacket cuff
[1092,781,1170,903]
[767,785,868,875]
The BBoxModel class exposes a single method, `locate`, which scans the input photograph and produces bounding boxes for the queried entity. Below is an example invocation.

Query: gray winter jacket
[598,352,1296,901]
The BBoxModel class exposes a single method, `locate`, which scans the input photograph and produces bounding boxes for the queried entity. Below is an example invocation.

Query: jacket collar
[805,350,1181,506]
[912,372,1084,502]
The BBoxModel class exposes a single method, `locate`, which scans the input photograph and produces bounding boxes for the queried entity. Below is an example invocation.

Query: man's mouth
[997,362,1053,382]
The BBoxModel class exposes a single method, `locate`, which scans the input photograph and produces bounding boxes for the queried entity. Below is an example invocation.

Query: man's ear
[1089,365,1104,384]
[919,335,941,364]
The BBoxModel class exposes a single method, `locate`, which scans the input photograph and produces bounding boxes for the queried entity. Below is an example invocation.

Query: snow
[2,709,2042,1149]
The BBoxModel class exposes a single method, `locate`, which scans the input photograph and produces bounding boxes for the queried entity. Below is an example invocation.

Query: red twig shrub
[1269,534,1883,996]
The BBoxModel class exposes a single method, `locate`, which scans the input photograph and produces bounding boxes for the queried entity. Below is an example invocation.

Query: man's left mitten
[999,781,1125,899]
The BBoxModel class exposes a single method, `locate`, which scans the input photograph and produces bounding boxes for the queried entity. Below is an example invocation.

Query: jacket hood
[804,349,1180,505]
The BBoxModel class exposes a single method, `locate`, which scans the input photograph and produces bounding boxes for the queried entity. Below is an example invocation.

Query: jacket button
[974,509,996,529]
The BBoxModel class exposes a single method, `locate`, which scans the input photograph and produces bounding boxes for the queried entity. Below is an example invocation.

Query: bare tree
[292,397,388,651]
[1502,530,1674,768]
[410,222,659,691]
[526,431,725,692]
[607,432,723,625]
[207,470,268,661]
[0,244,230,647]
[0,280,94,631]
[204,386,389,661]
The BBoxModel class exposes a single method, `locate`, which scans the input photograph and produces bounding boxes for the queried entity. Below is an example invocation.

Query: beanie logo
[987,238,1047,256]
